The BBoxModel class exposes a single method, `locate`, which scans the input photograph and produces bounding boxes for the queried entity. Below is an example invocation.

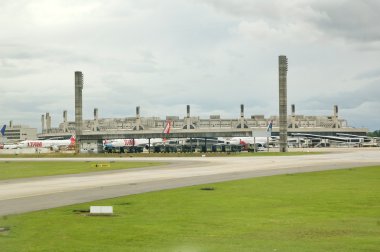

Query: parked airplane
[104,138,163,149]
[104,120,172,150]
[226,137,272,146]
[0,124,76,150]
[223,121,274,149]
[0,125,5,137]
[16,135,76,150]
[225,137,272,151]
[1,143,21,149]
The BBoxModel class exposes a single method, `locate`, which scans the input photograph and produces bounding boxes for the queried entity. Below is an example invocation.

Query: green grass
[2,166,379,251]
[0,161,165,180]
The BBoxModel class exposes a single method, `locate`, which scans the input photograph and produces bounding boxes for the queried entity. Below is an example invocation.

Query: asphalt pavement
[1,149,379,216]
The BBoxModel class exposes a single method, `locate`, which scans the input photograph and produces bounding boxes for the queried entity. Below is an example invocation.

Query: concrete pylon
[183,105,195,129]
[333,105,339,128]
[93,108,98,131]
[186,105,190,129]
[46,113,51,133]
[279,55,288,152]
[333,105,338,117]
[41,115,45,133]
[134,106,143,130]
[291,104,296,128]
[63,110,68,132]
[237,104,247,128]
[75,71,84,153]
[240,104,244,126]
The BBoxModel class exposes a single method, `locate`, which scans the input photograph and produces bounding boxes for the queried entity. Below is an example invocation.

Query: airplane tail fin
[70,135,76,145]
[266,120,273,132]
[239,139,247,146]
[163,120,171,134]
[163,120,171,142]
[1,125,6,137]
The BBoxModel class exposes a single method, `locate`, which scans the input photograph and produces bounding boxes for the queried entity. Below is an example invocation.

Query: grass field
[0,161,165,180]
[1,166,379,251]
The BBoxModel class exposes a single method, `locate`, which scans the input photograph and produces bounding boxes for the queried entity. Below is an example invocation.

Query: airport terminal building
[2,122,37,142]
[38,104,367,138]
[33,68,371,150]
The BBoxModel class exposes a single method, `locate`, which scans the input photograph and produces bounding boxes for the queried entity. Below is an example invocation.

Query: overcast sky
[1,0,379,131]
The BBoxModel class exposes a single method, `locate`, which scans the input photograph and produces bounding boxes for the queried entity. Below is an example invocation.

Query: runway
[1,149,379,216]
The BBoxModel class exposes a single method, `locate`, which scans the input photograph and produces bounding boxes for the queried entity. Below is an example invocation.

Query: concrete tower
[333,105,339,128]
[41,114,45,133]
[134,106,143,130]
[185,105,190,129]
[238,104,247,128]
[240,104,244,127]
[63,110,68,132]
[291,104,296,128]
[183,105,195,129]
[75,71,83,152]
[46,112,51,133]
[187,104,190,118]
[93,108,99,131]
[279,55,288,152]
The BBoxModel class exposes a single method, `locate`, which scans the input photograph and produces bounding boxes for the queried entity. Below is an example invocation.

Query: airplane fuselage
[17,137,75,149]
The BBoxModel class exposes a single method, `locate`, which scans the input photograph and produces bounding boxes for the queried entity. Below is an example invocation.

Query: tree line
[368,130,380,137]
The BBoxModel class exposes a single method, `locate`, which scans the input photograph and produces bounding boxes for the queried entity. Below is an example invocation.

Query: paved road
[1,149,379,216]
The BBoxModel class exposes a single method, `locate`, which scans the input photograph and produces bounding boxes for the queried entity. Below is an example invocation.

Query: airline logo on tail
[0,125,5,149]
[1,125,6,137]
[267,120,273,132]
[163,120,171,142]
[70,135,76,145]
[239,139,247,146]
[163,120,171,134]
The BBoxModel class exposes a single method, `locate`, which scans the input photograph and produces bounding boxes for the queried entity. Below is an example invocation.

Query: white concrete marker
[90,206,113,215]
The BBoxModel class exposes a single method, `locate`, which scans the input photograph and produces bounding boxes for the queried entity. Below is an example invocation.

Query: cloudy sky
[1,0,379,131]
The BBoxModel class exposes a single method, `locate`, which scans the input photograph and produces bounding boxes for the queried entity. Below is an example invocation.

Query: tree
[368,130,380,137]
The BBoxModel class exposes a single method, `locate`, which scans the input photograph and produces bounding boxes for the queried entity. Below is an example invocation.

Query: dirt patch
[0,227,10,235]
[72,209,90,214]
[117,202,131,206]
[200,187,215,191]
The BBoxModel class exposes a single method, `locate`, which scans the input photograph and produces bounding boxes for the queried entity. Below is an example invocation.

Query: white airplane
[225,137,270,145]
[104,138,163,149]
[104,120,172,150]
[0,124,76,150]
[2,144,19,149]
[225,121,274,147]
[224,136,275,151]
[17,135,76,150]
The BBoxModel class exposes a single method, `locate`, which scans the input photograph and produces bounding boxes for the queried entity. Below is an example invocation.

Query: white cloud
[0,0,379,131]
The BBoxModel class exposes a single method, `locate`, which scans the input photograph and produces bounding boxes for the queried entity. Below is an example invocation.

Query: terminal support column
[75,71,83,153]
[279,56,288,152]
